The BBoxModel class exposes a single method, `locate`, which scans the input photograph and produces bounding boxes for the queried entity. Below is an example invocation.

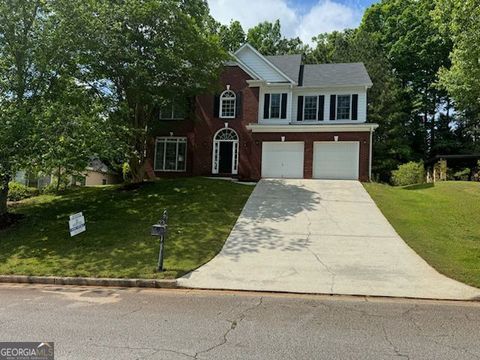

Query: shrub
[7,182,39,202]
[391,162,425,186]
[122,162,131,182]
[453,168,470,181]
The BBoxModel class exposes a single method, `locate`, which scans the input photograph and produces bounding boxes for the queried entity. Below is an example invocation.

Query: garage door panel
[313,142,359,180]
[262,142,304,179]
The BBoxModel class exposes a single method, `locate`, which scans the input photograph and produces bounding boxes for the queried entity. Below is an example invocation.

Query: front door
[219,142,233,174]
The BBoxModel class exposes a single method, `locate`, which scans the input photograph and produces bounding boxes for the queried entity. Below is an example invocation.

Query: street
[0,284,479,359]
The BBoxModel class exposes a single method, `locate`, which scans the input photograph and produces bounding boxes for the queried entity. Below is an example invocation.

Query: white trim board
[247,124,379,133]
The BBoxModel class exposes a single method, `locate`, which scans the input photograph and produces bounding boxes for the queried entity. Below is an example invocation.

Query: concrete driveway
[178,179,480,300]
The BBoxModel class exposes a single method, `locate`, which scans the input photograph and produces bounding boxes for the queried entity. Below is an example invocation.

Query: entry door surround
[212,127,239,175]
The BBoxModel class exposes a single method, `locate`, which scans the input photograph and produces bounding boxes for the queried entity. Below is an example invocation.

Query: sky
[209,0,379,45]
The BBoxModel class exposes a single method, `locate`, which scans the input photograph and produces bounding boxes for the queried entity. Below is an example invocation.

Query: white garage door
[262,142,304,178]
[313,142,359,180]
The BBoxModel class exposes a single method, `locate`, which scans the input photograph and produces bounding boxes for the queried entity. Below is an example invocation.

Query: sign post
[69,212,86,237]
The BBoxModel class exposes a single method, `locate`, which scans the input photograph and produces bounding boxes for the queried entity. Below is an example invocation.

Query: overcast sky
[208,0,378,45]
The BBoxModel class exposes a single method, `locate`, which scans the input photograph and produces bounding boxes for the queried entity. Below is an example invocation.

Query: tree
[434,0,480,146]
[360,0,452,157]
[305,30,356,64]
[218,20,245,52]
[35,80,122,191]
[0,0,62,217]
[246,20,305,55]
[62,0,228,182]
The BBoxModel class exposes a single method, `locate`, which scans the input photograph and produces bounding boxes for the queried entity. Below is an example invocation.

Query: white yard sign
[69,212,86,237]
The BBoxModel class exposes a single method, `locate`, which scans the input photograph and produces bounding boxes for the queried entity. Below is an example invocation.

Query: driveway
[178,179,480,300]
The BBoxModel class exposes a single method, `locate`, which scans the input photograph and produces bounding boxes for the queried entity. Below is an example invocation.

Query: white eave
[246,123,379,133]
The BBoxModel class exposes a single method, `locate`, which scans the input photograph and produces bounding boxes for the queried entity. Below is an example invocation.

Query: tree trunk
[0,175,10,217]
[128,101,148,183]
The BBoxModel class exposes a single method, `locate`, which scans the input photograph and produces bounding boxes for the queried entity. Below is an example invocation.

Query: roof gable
[233,43,296,84]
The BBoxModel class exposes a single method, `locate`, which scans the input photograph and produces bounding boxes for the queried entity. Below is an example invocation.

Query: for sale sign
[69,212,86,237]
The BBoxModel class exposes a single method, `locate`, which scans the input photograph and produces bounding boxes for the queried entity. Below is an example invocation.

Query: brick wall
[148,65,258,178]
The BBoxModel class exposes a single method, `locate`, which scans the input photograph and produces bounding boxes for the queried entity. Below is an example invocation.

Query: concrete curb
[0,275,177,289]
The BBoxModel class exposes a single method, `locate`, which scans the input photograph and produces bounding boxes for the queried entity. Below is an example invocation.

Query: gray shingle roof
[263,55,372,87]
[265,55,302,83]
[301,63,372,87]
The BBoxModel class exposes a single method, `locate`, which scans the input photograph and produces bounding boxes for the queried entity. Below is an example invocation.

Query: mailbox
[151,209,168,272]
[151,224,167,236]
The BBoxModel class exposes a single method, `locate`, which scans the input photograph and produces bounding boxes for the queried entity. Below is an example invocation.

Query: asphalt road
[0,285,479,359]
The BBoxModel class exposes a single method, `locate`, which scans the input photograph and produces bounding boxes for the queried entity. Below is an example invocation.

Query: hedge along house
[146,43,378,181]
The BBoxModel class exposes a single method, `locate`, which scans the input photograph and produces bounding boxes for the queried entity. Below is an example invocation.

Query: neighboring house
[83,159,120,186]
[147,43,378,181]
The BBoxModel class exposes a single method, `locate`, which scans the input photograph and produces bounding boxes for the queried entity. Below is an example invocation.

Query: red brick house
[147,43,378,181]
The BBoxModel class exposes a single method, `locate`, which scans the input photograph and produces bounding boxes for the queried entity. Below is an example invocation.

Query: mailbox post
[151,209,168,272]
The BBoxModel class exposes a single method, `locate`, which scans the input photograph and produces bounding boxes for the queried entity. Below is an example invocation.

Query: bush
[453,168,470,181]
[7,182,40,202]
[391,162,425,186]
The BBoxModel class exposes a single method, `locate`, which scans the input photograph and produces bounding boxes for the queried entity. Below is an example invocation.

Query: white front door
[313,142,359,180]
[261,142,304,178]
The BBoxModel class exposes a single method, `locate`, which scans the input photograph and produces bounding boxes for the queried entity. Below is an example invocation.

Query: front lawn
[364,181,480,288]
[0,178,253,279]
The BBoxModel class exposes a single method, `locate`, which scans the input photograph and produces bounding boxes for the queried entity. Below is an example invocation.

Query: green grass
[364,181,480,288]
[0,177,253,279]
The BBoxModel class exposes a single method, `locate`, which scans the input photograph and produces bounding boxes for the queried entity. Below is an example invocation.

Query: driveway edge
[0,275,177,288]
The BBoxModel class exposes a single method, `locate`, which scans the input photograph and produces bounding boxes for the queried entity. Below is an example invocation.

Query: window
[336,95,351,120]
[154,137,187,172]
[220,90,236,118]
[303,96,318,120]
[160,99,186,120]
[269,93,281,118]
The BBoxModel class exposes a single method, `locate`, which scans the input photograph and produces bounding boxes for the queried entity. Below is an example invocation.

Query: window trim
[220,90,236,119]
[303,95,319,121]
[336,94,352,121]
[154,137,187,172]
[269,93,282,119]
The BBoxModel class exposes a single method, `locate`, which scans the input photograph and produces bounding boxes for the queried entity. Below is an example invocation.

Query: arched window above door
[214,128,238,141]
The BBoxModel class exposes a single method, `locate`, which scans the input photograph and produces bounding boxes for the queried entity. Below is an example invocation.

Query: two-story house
[147,43,378,181]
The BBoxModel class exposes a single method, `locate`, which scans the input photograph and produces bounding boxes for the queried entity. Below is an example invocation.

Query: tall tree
[247,20,305,55]
[61,0,228,182]
[360,0,452,157]
[434,0,480,150]
[218,20,245,52]
[0,0,65,217]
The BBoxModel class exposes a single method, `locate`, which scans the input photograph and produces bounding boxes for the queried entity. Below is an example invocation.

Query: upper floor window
[160,99,186,120]
[303,96,318,120]
[270,94,281,118]
[336,95,351,120]
[263,93,287,119]
[297,95,324,121]
[220,90,236,118]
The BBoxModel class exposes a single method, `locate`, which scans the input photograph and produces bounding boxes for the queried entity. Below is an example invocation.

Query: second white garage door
[262,142,304,178]
[313,142,359,180]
